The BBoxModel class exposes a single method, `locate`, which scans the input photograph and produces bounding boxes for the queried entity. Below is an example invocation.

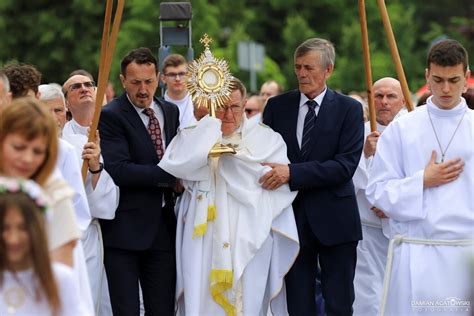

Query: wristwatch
[89,162,104,174]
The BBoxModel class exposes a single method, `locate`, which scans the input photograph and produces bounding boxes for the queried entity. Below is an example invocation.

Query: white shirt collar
[164,91,189,103]
[69,118,89,135]
[299,87,327,108]
[426,95,467,117]
[126,93,159,116]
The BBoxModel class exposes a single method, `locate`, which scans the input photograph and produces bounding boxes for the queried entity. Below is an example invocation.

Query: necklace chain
[4,286,26,314]
[427,107,467,163]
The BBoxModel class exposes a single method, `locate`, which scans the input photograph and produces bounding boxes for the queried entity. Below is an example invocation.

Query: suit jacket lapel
[284,91,302,161]
[119,94,158,161]
[155,97,173,146]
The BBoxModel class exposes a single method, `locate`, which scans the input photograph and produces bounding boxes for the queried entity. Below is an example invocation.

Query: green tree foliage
[0,0,470,95]
[0,0,105,84]
[332,1,421,92]
[281,15,317,90]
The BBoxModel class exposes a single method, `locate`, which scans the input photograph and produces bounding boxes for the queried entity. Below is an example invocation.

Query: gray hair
[0,71,10,93]
[230,77,247,101]
[294,38,336,68]
[39,83,65,104]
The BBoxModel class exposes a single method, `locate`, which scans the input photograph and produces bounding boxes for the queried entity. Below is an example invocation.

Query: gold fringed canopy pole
[81,0,124,182]
[376,0,414,112]
[358,0,377,132]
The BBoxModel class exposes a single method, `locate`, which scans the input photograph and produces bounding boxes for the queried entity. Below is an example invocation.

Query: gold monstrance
[186,34,236,157]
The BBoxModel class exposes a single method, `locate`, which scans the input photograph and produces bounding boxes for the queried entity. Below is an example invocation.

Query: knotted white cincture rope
[380,234,474,316]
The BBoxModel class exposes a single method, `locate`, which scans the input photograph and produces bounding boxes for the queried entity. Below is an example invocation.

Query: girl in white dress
[0,176,87,315]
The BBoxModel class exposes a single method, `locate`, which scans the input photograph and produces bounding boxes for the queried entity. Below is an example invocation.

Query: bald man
[244,94,264,119]
[352,77,405,315]
[259,80,282,106]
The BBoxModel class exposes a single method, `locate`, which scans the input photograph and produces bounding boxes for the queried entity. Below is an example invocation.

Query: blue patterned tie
[301,100,318,158]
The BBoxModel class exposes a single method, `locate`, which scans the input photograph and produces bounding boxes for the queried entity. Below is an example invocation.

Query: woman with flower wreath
[0,97,81,269]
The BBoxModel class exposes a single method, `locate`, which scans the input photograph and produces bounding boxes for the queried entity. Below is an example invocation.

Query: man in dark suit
[99,47,179,315]
[261,38,364,315]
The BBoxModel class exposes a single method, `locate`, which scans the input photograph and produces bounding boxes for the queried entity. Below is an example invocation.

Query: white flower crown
[0,176,51,217]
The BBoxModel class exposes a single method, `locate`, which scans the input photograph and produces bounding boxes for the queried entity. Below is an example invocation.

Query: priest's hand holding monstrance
[186,34,237,157]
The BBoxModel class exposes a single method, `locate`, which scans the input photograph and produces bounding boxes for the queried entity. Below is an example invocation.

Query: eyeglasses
[68,81,95,92]
[164,72,187,80]
[215,105,242,114]
[245,109,258,115]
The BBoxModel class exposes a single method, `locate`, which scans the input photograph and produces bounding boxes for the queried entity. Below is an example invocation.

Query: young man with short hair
[367,39,473,316]
[162,54,196,128]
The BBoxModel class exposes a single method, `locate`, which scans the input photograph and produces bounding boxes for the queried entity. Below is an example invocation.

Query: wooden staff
[358,0,377,132]
[376,0,414,112]
[81,0,124,182]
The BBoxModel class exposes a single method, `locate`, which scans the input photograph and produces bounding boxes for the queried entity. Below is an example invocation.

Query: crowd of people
[0,36,472,316]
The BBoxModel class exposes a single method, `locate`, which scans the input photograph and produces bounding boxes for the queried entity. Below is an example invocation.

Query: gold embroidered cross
[223,242,230,249]
[197,194,203,201]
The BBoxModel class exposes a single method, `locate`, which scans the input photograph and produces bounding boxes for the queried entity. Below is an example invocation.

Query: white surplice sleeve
[85,168,119,219]
[57,139,92,232]
[354,122,383,194]
[159,115,222,181]
[54,263,94,316]
[353,153,370,194]
[62,133,119,220]
[366,121,426,222]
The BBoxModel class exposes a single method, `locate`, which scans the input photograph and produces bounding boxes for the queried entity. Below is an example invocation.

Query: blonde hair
[0,97,58,186]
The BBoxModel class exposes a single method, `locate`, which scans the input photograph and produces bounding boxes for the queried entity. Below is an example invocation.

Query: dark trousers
[104,228,176,316]
[286,210,358,316]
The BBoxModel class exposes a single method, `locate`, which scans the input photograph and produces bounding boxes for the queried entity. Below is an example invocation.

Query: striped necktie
[143,107,164,160]
[301,100,318,158]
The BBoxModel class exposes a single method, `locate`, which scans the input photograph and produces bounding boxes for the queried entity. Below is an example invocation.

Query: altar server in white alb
[62,71,120,316]
[159,78,299,316]
[353,77,405,316]
[366,39,473,316]
[162,54,197,129]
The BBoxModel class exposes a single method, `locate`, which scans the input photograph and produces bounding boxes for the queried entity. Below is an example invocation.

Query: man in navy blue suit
[99,47,179,315]
[262,38,364,315]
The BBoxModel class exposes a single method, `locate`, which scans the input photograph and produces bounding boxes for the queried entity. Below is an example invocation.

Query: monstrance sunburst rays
[186,34,235,117]
[186,34,237,156]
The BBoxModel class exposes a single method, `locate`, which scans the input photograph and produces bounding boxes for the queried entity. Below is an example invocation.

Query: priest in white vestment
[353,77,406,316]
[159,79,299,316]
[366,39,474,316]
